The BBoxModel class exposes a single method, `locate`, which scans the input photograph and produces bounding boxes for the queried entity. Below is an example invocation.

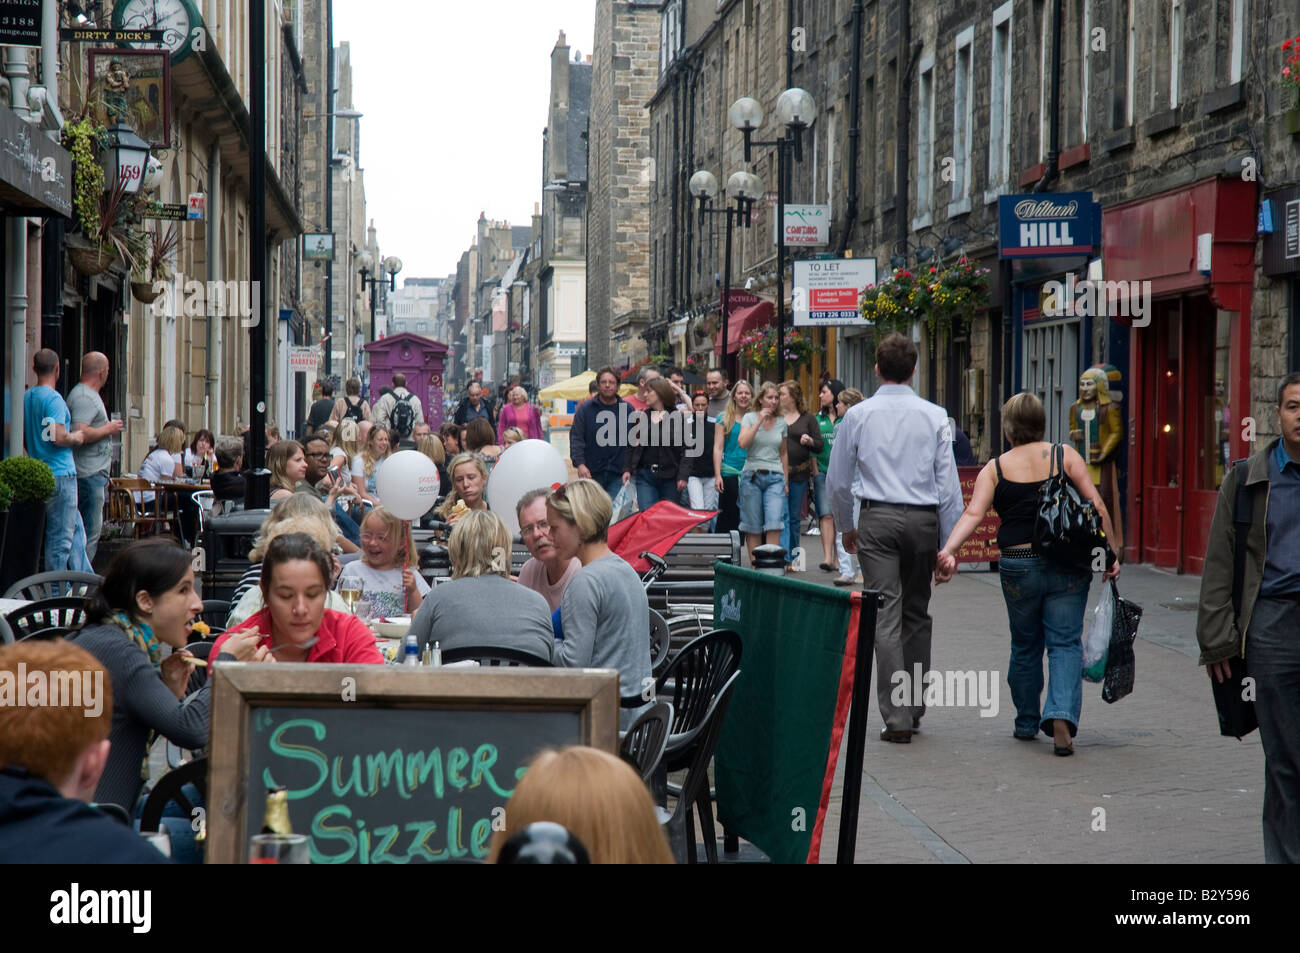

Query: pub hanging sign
[998,192,1099,258]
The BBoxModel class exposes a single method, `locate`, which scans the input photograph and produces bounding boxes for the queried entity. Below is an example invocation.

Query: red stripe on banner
[806,594,863,863]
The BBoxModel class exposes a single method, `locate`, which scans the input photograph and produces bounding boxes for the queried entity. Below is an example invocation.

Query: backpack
[343,396,364,422]
[391,392,416,438]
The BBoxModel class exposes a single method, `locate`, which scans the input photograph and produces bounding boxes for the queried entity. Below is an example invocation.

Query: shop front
[1261,184,1300,378]
[1102,177,1255,573]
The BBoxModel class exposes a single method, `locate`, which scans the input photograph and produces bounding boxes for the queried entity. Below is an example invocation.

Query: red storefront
[1102,177,1255,573]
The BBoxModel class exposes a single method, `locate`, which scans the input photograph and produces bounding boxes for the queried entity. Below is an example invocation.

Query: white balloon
[375,450,441,521]
[487,440,569,537]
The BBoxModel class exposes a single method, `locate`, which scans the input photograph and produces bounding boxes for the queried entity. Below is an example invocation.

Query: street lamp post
[729,89,815,383]
[690,169,763,377]
[246,0,269,510]
[358,254,403,385]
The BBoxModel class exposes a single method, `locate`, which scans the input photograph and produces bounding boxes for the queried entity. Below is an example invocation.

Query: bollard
[751,544,787,575]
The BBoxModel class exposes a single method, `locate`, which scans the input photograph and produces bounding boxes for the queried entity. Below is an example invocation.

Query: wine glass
[248,833,310,864]
[355,598,373,626]
[339,583,362,613]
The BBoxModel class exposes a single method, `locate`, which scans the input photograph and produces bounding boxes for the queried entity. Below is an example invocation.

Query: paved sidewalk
[798,551,1265,863]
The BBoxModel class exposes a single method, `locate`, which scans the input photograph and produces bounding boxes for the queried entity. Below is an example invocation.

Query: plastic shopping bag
[610,481,638,524]
[1082,583,1113,683]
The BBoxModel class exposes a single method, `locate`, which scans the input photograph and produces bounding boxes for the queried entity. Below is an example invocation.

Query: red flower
[1286,39,1294,50]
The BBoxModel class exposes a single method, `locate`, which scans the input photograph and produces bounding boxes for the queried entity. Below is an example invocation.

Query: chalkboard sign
[207,664,619,864]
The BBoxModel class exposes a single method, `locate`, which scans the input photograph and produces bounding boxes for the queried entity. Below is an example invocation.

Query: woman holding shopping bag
[935,392,1119,756]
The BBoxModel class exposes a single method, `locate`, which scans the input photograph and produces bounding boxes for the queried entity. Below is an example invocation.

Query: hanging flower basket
[131,279,163,303]
[738,325,816,377]
[859,260,990,354]
[68,244,115,276]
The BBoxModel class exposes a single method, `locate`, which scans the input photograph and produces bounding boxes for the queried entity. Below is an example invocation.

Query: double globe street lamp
[728,88,815,383]
[357,252,403,392]
[689,168,764,373]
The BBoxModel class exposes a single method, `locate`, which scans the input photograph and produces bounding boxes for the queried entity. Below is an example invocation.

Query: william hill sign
[998,192,1099,258]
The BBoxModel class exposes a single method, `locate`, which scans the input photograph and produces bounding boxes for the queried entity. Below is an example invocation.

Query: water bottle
[402,634,420,666]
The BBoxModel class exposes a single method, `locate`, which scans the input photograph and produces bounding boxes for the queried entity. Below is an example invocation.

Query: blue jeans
[77,473,109,562]
[593,470,625,500]
[45,474,93,573]
[997,554,1090,738]
[737,470,785,535]
[333,501,361,545]
[782,479,810,564]
[812,471,831,517]
[633,469,677,512]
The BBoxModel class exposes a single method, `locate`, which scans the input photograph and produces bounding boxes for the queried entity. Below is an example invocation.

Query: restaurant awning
[714,300,774,355]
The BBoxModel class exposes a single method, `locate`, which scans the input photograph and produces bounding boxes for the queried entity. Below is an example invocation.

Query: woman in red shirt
[211,533,383,664]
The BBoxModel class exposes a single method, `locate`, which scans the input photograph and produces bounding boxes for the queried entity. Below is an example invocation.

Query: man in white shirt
[372,373,425,448]
[514,490,580,612]
[827,333,964,743]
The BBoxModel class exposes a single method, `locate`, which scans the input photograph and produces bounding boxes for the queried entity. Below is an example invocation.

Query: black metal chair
[659,670,740,864]
[139,757,207,836]
[619,701,673,785]
[655,628,743,772]
[194,600,230,639]
[648,607,672,678]
[167,682,210,768]
[3,571,102,602]
[4,597,89,641]
[439,644,554,667]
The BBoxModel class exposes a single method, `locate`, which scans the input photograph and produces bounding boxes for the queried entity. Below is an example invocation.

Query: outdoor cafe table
[153,481,210,540]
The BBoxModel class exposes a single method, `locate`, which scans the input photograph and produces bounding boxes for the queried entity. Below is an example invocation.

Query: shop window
[1198,309,1233,490]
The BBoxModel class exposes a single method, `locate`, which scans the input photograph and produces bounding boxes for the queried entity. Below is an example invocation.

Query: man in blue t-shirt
[23,349,92,573]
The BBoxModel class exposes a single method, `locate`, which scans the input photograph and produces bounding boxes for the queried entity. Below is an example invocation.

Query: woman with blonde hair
[501,426,526,447]
[736,381,788,561]
[547,479,652,729]
[936,391,1120,756]
[330,417,360,471]
[337,505,428,616]
[488,746,673,864]
[497,386,543,442]
[436,452,490,522]
[350,424,391,505]
[138,425,186,504]
[407,509,553,660]
[831,387,866,586]
[417,433,452,497]
[713,380,753,535]
[227,494,351,627]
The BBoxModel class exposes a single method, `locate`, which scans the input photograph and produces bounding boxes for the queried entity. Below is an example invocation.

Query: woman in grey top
[408,509,555,662]
[70,539,267,812]
[547,479,652,730]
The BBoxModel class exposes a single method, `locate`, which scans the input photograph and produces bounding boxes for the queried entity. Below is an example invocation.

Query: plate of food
[373,617,412,638]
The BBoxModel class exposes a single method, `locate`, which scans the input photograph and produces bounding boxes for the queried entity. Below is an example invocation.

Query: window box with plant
[859,259,990,354]
[0,457,57,592]
[1283,33,1300,134]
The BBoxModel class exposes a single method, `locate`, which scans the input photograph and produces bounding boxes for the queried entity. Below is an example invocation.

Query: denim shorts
[738,469,785,534]
[812,471,831,518]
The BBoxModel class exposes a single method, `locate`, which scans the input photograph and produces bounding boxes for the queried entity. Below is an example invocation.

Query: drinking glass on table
[249,833,310,864]
[355,597,373,626]
[339,582,362,613]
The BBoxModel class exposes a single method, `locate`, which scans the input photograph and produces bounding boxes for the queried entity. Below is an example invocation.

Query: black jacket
[625,410,692,483]
[211,468,246,501]
[570,396,630,476]
[0,766,170,863]
[453,396,496,429]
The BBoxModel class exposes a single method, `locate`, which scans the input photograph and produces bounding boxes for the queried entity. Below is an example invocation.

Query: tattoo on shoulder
[1041,449,1049,458]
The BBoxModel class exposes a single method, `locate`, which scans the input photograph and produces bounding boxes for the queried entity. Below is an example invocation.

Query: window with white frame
[915,53,935,228]
[1229,0,1245,84]
[1170,0,1182,108]
[951,27,974,211]
[988,2,1013,198]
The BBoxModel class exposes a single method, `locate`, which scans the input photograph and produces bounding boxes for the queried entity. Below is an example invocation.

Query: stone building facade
[646,0,1299,572]
[587,0,661,369]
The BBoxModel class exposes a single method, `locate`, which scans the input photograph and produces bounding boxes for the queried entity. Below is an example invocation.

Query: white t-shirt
[138,448,180,502]
[351,453,385,491]
[337,561,429,620]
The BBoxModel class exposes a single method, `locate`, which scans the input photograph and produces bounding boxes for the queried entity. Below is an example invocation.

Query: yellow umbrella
[539,370,635,402]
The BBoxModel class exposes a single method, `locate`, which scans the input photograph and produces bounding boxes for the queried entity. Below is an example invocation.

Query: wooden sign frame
[206,663,620,864]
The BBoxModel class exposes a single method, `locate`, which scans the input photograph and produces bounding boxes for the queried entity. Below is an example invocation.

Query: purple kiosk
[362,332,449,430]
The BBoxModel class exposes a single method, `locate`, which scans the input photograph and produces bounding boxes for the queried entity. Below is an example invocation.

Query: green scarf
[108,610,163,667]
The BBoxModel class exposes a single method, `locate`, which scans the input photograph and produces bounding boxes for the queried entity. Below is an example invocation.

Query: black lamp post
[729,88,815,383]
[689,168,763,378]
[245,0,269,510]
[358,253,402,393]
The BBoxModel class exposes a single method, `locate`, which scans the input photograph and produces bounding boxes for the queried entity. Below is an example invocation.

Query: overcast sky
[333,0,597,283]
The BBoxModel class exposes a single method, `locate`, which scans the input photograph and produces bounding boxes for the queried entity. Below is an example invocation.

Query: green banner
[713,563,857,863]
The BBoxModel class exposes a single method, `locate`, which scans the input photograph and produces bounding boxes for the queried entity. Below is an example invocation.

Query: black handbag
[1101,580,1141,703]
[1032,443,1112,572]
